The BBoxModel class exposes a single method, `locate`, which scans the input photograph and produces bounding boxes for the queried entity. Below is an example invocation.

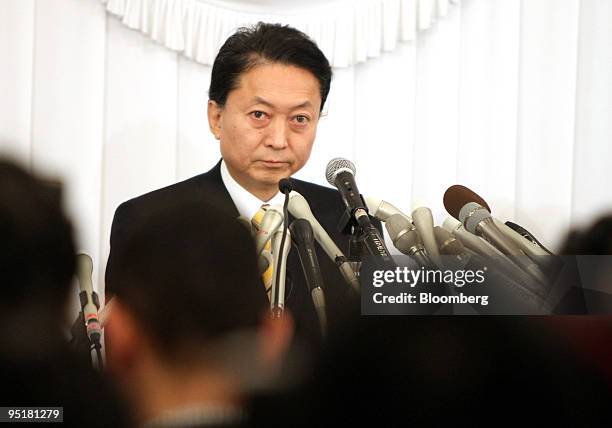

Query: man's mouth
[259,160,290,168]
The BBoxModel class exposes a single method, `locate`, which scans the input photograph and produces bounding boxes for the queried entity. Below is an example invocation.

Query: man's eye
[294,115,309,124]
[251,111,267,119]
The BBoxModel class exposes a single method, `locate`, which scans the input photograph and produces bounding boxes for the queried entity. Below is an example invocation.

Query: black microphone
[279,178,293,195]
[271,179,293,318]
[325,158,393,262]
[290,218,327,336]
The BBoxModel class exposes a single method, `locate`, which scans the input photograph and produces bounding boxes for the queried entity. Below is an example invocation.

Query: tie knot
[251,204,271,230]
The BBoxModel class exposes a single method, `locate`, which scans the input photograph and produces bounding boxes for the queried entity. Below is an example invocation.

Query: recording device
[252,205,284,256]
[326,158,393,261]
[442,216,543,291]
[288,191,360,292]
[76,253,101,345]
[364,196,412,222]
[290,218,327,336]
[443,217,503,258]
[269,179,293,318]
[434,227,550,313]
[434,226,469,258]
[270,225,291,317]
[443,185,547,285]
[385,214,431,267]
[499,220,552,256]
[412,203,439,257]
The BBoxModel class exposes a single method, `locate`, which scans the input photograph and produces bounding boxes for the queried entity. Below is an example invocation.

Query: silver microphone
[76,253,101,345]
[385,214,431,267]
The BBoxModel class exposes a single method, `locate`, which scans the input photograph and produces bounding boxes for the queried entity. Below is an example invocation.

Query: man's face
[208,63,322,197]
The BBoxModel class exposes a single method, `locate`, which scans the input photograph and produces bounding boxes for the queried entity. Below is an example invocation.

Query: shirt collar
[220,160,285,220]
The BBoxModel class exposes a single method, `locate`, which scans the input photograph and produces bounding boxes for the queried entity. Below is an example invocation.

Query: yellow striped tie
[251,205,273,300]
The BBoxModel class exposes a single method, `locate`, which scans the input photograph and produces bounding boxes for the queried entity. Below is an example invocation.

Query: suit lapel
[196,160,240,218]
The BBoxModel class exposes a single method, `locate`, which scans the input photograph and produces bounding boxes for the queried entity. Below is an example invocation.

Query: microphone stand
[338,198,395,270]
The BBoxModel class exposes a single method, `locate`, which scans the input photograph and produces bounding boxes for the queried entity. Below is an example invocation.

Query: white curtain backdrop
[1,0,610,300]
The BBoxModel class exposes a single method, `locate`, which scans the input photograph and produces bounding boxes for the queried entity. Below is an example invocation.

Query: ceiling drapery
[101,0,460,67]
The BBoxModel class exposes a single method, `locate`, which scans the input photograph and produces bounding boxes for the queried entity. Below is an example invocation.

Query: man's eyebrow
[250,96,314,110]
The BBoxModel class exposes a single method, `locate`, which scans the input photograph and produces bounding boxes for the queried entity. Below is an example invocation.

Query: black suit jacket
[106,161,378,348]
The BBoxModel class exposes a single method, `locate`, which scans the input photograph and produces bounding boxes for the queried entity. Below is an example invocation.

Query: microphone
[443,185,547,285]
[412,202,439,257]
[499,220,552,257]
[325,158,368,215]
[278,178,293,195]
[269,179,293,318]
[364,196,412,223]
[76,254,101,346]
[385,214,431,267]
[290,219,327,336]
[443,217,541,290]
[288,191,360,293]
[443,217,502,258]
[433,227,550,313]
[325,158,393,260]
[270,226,291,317]
[434,226,469,257]
[252,205,284,256]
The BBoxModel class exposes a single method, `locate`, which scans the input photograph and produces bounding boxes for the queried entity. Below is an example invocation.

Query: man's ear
[258,310,295,372]
[105,299,142,375]
[207,100,223,140]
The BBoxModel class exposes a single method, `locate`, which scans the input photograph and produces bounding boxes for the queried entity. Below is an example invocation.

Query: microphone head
[434,226,466,255]
[443,185,491,219]
[289,218,315,245]
[325,157,356,186]
[385,213,414,241]
[278,178,293,194]
[76,253,93,277]
[458,202,491,234]
[288,191,314,219]
[386,214,424,255]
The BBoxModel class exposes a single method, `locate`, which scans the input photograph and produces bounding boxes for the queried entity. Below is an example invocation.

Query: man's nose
[264,118,289,149]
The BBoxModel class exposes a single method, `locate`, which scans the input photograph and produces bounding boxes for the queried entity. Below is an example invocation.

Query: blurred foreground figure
[548,215,612,381]
[293,316,612,427]
[0,159,128,427]
[105,201,293,427]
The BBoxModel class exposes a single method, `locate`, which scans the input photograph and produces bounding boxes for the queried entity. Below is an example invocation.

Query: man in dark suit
[106,23,367,349]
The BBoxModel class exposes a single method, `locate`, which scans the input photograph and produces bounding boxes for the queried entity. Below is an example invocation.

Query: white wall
[1,0,611,300]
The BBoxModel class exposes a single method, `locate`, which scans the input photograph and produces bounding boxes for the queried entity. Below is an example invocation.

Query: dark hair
[113,200,267,359]
[209,22,332,112]
[0,159,75,310]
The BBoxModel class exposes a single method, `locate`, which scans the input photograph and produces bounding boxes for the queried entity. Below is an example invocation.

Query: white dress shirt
[220,160,286,220]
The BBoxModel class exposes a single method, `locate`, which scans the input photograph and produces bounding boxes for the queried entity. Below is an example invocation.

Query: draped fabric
[101,0,460,67]
[0,0,610,299]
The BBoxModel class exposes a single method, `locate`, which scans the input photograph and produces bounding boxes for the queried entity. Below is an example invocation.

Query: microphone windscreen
[278,178,293,194]
[443,184,491,219]
[325,157,356,185]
